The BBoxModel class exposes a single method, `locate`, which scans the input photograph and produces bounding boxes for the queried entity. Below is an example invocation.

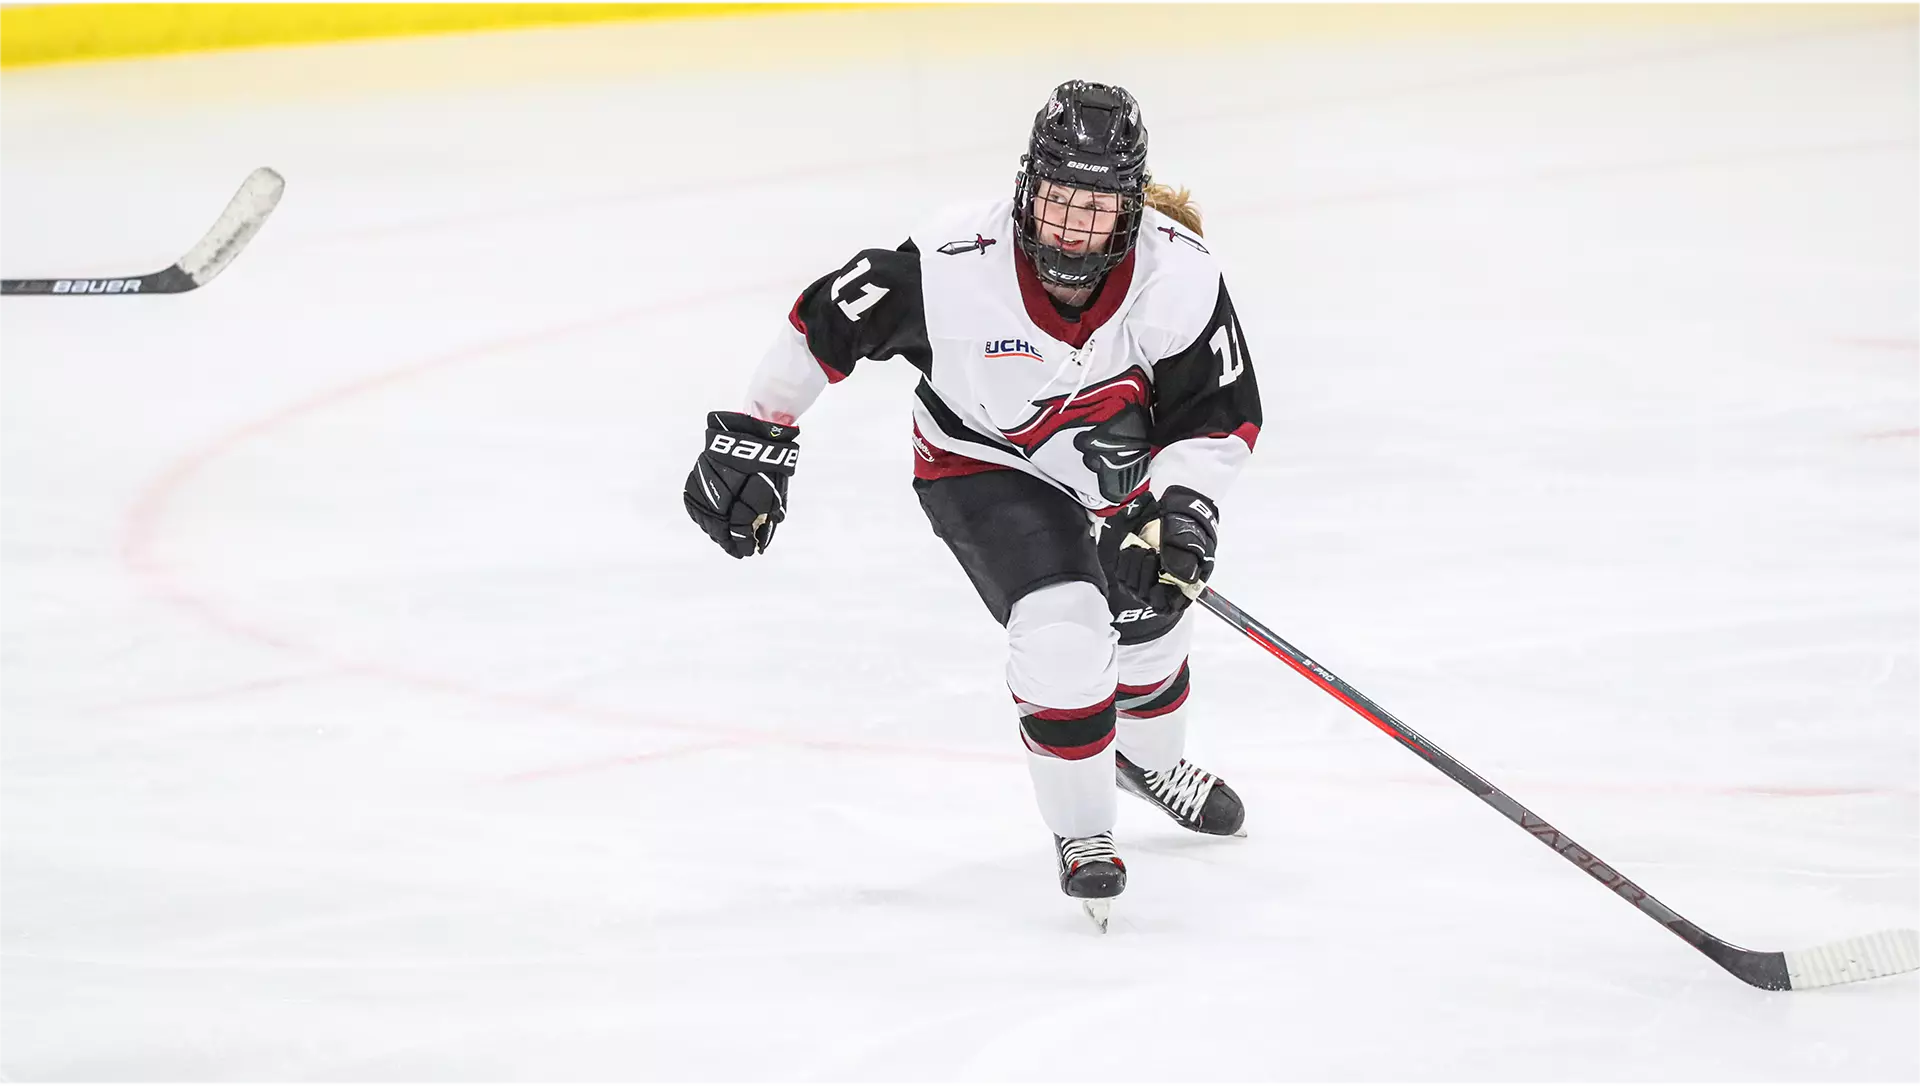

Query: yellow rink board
[0,0,1006,68]
[3,0,1920,70]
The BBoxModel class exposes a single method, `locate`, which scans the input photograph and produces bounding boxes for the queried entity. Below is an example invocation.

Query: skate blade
[1081,898,1112,933]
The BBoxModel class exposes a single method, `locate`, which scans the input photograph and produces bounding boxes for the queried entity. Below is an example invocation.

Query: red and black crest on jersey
[999,367,1153,504]
[938,234,998,256]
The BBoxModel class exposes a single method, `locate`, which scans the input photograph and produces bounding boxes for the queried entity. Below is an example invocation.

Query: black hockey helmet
[1013,80,1150,290]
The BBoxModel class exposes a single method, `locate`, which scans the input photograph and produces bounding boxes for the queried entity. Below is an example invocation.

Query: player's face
[1032,180,1122,255]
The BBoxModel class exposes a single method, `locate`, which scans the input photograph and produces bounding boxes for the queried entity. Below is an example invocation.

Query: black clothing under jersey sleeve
[787,240,933,382]
[1148,280,1263,450]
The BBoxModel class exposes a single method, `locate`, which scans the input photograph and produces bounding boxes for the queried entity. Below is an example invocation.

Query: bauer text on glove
[683,411,800,558]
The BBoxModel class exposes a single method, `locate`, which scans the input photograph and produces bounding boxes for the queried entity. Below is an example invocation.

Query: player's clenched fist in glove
[684,411,800,558]
[1114,485,1219,616]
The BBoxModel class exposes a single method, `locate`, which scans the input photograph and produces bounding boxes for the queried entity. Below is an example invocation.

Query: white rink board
[2,6,1916,1080]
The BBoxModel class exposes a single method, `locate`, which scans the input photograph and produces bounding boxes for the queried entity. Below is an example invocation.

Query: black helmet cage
[1013,81,1150,290]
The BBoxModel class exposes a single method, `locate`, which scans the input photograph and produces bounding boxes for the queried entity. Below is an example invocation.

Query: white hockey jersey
[742,198,1261,515]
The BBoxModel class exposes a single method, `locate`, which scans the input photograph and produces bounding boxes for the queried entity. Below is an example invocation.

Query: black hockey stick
[1193,583,1919,990]
[2,167,285,296]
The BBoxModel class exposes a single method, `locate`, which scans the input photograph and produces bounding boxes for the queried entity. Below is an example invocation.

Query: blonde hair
[1144,182,1202,237]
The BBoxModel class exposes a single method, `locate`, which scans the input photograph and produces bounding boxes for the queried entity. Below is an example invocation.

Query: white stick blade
[178,167,286,286]
[1784,929,1919,989]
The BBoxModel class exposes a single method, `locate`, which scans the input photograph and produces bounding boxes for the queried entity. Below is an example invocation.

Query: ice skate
[1116,751,1246,837]
[1055,832,1125,932]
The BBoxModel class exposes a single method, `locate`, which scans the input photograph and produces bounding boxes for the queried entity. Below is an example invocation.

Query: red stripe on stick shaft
[1189,588,1850,991]
[1220,600,1430,757]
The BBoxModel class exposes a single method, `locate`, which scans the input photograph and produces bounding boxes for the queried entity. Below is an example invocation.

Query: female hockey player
[683,80,1262,928]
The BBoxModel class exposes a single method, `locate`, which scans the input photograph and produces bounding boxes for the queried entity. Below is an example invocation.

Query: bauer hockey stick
[2,167,285,296]
[1188,582,1918,990]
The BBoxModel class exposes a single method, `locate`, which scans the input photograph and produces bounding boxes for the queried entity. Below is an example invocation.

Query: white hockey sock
[1117,705,1189,773]
[1026,747,1118,839]
[1113,609,1194,774]
[1006,582,1119,838]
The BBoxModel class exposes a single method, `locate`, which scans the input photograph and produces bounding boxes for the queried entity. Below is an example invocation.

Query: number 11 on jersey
[1210,322,1244,387]
[832,257,890,322]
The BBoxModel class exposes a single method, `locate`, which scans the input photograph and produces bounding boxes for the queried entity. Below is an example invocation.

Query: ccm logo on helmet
[1064,161,1111,174]
[708,434,799,469]
[53,278,141,293]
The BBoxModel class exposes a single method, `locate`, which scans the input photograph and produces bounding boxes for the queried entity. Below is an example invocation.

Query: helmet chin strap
[1030,244,1108,296]
[1027,249,1102,307]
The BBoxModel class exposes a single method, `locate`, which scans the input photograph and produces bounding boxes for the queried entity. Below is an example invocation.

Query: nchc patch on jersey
[765,197,1261,515]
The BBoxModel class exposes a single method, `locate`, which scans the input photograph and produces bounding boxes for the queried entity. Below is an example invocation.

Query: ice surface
[2,7,1915,1079]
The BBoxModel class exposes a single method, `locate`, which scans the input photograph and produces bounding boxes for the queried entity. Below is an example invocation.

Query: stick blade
[1784,929,1920,990]
[175,167,285,288]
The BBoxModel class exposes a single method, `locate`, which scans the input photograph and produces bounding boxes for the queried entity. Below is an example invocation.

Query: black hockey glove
[684,411,800,559]
[1113,485,1219,616]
